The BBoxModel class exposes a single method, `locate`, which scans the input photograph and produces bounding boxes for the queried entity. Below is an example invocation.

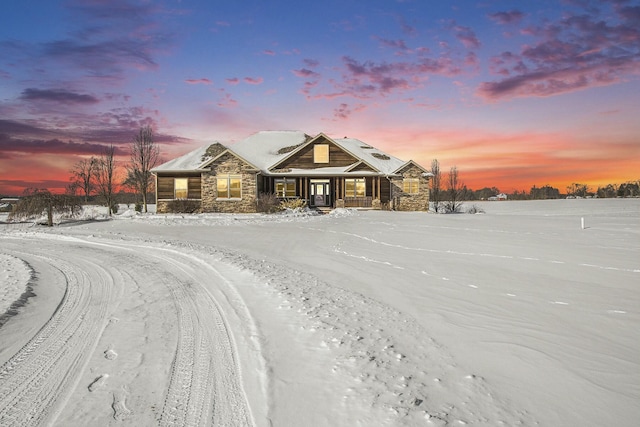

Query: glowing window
[217,175,242,199]
[345,178,366,197]
[403,178,419,194]
[174,178,188,199]
[275,179,296,197]
[314,144,329,163]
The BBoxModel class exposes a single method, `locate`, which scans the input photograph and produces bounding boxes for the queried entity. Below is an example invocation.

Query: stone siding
[156,199,202,214]
[390,164,430,211]
[201,153,258,213]
[156,200,170,213]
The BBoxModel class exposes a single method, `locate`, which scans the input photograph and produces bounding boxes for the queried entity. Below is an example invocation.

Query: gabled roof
[229,130,311,171]
[333,137,406,175]
[152,130,421,176]
[200,148,260,171]
[393,159,431,175]
[151,144,213,172]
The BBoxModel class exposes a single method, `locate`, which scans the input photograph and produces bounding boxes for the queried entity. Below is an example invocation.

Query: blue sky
[1,0,639,194]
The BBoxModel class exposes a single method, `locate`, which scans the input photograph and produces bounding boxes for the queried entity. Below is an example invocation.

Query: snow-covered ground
[0,199,638,426]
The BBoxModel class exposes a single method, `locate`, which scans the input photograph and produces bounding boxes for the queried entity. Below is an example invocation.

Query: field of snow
[0,199,638,426]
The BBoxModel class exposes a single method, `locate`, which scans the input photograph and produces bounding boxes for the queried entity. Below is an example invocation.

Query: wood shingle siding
[157,176,174,199]
[350,162,376,172]
[277,140,359,169]
[188,176,202,199]
[157,174,201,199]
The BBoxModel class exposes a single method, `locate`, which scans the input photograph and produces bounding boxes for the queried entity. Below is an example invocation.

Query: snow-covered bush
[256,193,282,213]
[466,204,485,214]
[280,198,307,210]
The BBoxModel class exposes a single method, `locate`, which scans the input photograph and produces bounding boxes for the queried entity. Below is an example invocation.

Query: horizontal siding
[157,176,174,199]
[351,162,376,172]
[277,139,358,169]
[157,173,201,199]
[188,176,201,199]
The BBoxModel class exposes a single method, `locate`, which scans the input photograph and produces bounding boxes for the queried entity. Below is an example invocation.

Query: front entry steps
[314,206,332,214]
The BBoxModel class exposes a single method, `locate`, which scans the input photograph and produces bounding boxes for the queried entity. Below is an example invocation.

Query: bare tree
[444,166,464,213]
[69,157,97,202]
[566,183,590,198]
[126,126,159,212]
[430,159,442,212]
[9,188,82,226]
[94,145,118,216]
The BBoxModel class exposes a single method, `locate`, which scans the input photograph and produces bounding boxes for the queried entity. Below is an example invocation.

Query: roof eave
[392,160,430,175]
[201,148,261,171]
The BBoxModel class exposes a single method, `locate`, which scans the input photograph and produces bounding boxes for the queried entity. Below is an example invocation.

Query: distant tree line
[451,180,639,201]
[429,158,639,213]
[7,126,159,225]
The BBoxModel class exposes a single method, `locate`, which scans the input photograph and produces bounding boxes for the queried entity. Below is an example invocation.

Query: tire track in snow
[0,250,117,426]
[155,250,255,427]
[305,226,640,273]
[0,233,258,427]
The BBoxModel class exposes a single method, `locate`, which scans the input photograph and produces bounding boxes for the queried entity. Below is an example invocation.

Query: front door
[310,180,330,207]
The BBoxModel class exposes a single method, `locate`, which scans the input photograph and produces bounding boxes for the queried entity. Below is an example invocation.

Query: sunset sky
[1,0,639,196]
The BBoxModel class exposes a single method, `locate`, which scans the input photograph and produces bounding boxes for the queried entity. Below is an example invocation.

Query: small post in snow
[581,217,585,230]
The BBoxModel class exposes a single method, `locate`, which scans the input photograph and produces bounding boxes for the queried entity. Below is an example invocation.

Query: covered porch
[260,175,390,209]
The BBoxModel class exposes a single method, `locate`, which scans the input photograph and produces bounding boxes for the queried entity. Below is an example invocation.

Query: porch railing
[344,196,372,208]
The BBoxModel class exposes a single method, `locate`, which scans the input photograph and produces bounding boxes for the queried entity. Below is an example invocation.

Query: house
[488,193,508,201]
[0,197,19,212]
[151,131,432,213]
[496,193,508,201]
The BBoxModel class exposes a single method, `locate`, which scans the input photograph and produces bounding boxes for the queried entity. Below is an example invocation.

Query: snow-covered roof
[332,137,406,175]
[152,131,421,176]
[229,130,310,171]
[151,144,213,172]
[272,166,381,176]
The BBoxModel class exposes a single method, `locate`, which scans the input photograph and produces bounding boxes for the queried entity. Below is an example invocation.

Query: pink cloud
[292,68,320,78]
[262,49,275,56]
[398,16,417,37]
[479,2,640,100]
[303,58,319,68]
[374,36,409,52]
[184,78,212,85]
[243,77,264,85]
[333,103,351,119]
[488,10,524,25]
[226,77,240,85]
[217,92,238,108]
[453,25,481,50]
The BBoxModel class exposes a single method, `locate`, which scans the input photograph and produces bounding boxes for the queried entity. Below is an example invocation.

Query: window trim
[275,178,296,198]
[344,178,366,197]
[403,178,419,194]
[216,174,242,200]
[174,178,189,199]
[313,144,330,164]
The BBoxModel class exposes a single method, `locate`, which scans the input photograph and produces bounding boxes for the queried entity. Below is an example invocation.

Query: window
[275,179,296,197]
[174,178,188,199]
[314,144,329,163]
[403,178,419,194]
[345,178,366,197]
[217,175,242,199]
